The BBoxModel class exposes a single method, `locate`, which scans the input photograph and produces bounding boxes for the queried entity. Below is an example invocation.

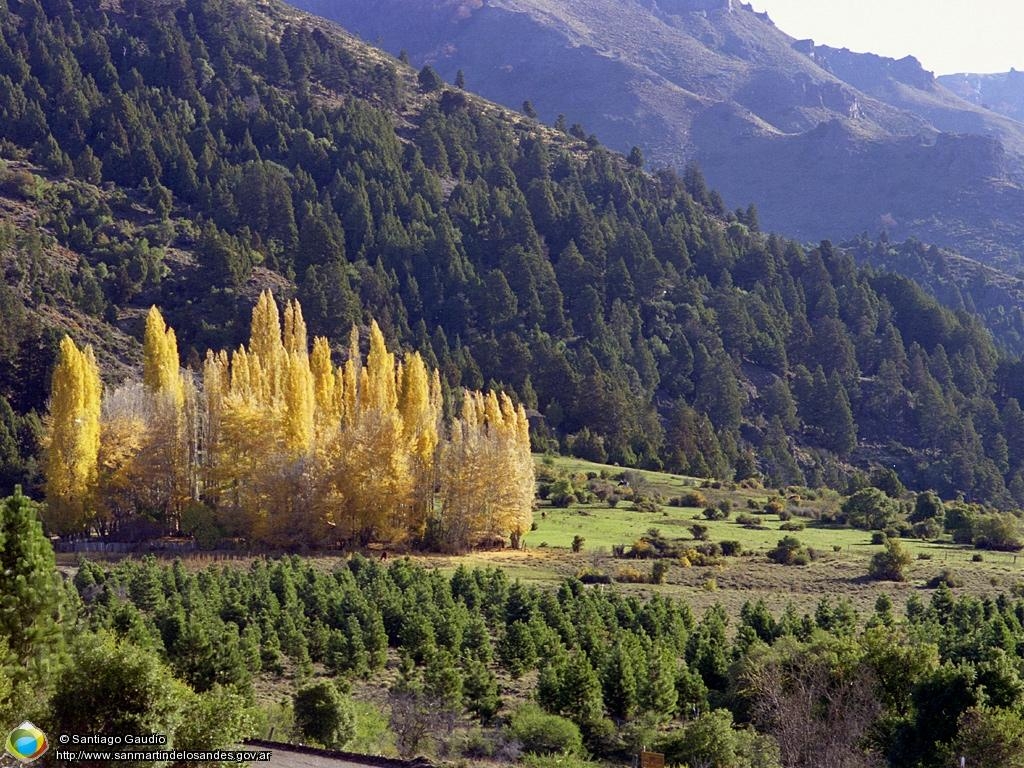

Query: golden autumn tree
[50,293,535,551]
[438,389,534,551]
[132,306,191,531]
[398,353,441,538]
[328,321,414,543]
[44,336,102,534]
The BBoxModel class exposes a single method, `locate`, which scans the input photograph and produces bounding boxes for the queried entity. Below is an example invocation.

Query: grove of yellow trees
[44,293,534,550]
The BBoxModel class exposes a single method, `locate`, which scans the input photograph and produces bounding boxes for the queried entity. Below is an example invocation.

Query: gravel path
[252,744,385,768]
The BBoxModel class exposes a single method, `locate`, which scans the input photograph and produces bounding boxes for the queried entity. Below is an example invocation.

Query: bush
[926,569,962,589]
[571,535,585,553]
[508,704,583,756]
[614,566,648,583]
[871,531,887,545]
[689,523,710,541]
[763,499,785,516]
[767,536,812,566]
[777,508,793,522]
[577,569,612,585]
[693,542,722,557]
[627,539,655,559]
[779,521,805,531]
[868,539,912,582]
[736,513,763,528]
[674,490,707,508]
[651,560,669,584]
[703,506,726,521]
[912,518,942,540]
[972,553,984,562]
[635,497,662,514]
[972,513,1024,552]
[720,540,743,556]
[293,680,355,748]
[548,478,577,508]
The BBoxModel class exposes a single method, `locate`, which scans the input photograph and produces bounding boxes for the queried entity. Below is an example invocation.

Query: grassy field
[437,454,1024,620]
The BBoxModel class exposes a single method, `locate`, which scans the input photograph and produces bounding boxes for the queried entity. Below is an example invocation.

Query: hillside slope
[5,0,1024,508]
[288,0,1024,266]
[940,69,1024,124]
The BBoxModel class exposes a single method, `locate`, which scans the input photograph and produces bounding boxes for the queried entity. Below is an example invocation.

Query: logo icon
[5,722,48,763]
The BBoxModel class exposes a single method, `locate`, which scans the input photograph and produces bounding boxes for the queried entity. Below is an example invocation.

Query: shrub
[871,531,887,545]
[736,513,762,528]
[703,506,725,521]
[868,539,913,581]
[693,542,722,557]
[912,518,942,540]
[577,569,612,585]
[614,566,648,584]
[636,497,662,514]
[689,523,710,541]
[780,521,805,531]
[627,540,655,559]
[972,513,1024,552]
[508,704,583,756]
[767,536,811,565]
[763,499,785,516]
[777,508,793,522]
[926,569,962,588]
[571,535,585,553]
[294,680,355,748]
[548,478,577,508]
[651,560,669,584]
[674,490,707,508]
[720,540,743,556]
[972,553,984,562]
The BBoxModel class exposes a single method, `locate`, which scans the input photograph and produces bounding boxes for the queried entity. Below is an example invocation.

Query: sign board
[640,752,665,768]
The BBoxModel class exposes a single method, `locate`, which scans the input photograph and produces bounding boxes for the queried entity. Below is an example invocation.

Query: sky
[747,1,1024,75]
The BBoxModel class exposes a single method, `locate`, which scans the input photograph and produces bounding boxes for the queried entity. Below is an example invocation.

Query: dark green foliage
[911,490,945,524]
[51,634,193,765]
[842,488,901,530]
[972,513,1024,551]
[0,488,63,665]
[293,680,356,748]
[49,550,1024,764]
[767,536,813,565]
[463,658,501,724]
[418,65,444,92]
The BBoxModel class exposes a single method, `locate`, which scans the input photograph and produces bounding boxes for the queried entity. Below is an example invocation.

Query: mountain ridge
[288,0,1024,266]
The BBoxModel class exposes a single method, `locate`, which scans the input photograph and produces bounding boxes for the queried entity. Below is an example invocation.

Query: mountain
[287,0,1024,267]
[6,0,1024,508]
[939,70,1024,123]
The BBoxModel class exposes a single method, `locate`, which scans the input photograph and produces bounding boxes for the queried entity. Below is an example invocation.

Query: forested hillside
[3,0,1024,507]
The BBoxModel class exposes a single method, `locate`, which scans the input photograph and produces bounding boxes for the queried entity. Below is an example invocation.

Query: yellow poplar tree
[438,389,534,550]
[328,321,413,542]
[398,352,441,537]
[44,336,102,534]
[138,306,189,530]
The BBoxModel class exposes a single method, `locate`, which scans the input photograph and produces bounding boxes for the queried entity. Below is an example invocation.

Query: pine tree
[0,487,64,667]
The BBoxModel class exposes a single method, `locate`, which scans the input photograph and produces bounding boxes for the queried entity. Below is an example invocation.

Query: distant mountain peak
[289,0,1024,266]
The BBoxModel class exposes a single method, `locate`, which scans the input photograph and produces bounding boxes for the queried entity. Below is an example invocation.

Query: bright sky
[748,1,1024,75]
